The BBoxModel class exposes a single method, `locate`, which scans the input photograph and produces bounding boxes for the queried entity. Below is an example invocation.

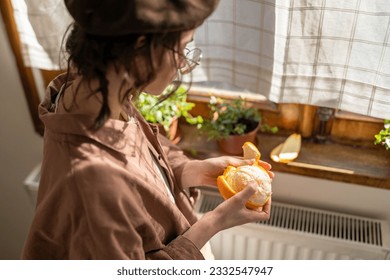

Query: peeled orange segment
[242,141,261,161]
[246,199,266,209]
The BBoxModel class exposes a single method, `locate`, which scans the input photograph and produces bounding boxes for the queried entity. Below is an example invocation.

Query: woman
[22,0,273,259]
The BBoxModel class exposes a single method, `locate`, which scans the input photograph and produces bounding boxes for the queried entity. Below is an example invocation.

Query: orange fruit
[217,175,237,201]
[217,142,272,209]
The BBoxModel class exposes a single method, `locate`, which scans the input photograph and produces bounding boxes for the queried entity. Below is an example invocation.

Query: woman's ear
[135,36,146,49]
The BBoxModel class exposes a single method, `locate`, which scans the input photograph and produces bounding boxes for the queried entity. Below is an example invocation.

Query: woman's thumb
[236,182,257,201]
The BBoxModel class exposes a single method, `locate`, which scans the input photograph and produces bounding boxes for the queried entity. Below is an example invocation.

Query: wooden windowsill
[177,124,390,190]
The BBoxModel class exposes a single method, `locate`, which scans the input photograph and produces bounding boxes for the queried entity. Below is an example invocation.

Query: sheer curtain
[193,0,390,119]
[12,0,390,119]
[11,0,71,70]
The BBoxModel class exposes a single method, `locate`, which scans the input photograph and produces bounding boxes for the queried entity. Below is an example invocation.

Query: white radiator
[195,189,390,260]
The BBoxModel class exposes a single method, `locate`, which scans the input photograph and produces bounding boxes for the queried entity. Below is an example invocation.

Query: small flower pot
[157,117,181,144]
[217,123,260,155]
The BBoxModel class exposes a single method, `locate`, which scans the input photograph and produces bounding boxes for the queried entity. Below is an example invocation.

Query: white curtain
[193,0,390,119]
[12,0,390,119]
[11,0,71,70]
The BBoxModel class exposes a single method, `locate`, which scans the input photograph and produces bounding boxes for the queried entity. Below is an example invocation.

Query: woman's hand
[183,185,271,249]
[211,183,271,230]
[181,156,274,189]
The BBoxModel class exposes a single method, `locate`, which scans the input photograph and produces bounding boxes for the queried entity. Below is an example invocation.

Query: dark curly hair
[63,23,184,130]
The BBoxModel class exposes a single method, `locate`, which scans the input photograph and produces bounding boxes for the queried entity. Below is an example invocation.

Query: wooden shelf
[177,124,390,190]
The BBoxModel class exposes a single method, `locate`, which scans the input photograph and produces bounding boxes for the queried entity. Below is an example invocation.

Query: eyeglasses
[165,45,202,75]
[178,47,202,75]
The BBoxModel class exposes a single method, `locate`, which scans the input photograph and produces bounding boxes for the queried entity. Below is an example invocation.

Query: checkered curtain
[193,0,390,119]
[11,0,71,70]
[12,0,390,119]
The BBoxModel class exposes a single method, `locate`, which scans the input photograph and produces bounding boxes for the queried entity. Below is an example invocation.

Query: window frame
[1,0,386,162]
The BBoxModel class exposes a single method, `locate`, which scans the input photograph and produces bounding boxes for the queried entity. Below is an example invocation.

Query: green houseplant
[201,96,277,154]
[374,119,390,150]
[135,85,203,142]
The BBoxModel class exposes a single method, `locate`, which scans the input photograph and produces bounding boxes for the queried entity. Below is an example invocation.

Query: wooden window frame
[2,0,388,188]
[1,0,383,142]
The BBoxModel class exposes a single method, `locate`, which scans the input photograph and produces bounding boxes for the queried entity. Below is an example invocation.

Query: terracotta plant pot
[218,123,260,155]
[156,117,181,144]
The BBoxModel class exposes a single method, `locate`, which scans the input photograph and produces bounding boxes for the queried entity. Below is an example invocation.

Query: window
[1,0,388,187]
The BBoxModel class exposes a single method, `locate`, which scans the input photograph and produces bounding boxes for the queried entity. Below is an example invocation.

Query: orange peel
[242,141,261,161]
[270,133,301,163]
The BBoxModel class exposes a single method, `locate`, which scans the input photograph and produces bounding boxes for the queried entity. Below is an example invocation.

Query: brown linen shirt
[21,74,204,260]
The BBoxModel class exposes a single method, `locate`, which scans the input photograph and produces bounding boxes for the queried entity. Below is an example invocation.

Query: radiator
[195,189,390,260]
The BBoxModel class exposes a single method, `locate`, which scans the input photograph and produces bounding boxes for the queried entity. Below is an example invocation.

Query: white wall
[272,172,390,224]
[0,14,43,259]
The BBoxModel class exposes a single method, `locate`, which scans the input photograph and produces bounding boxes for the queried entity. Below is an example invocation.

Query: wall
[272,172,390,224]
[0,14,43,259]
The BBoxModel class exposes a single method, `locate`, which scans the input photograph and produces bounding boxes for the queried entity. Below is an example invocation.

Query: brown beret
[64,0,219,36]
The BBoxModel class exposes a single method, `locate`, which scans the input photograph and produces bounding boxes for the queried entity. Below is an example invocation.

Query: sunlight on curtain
[11,0,71,70]
[11,0,390,119]
[193,0,390,119]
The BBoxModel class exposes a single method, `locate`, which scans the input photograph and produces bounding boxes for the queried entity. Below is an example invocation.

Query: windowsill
[177,124,390,190]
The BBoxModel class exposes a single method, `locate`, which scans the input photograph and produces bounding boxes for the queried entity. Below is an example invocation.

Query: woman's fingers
[262,197,271,216]
[257,160,272,171]
[223,157,254,167]
[255,198,271,216]
[234,182,257,202]
[210,156,273,177]
[254,160,274,179]
[232,183,271,212]
[228,158,272,171]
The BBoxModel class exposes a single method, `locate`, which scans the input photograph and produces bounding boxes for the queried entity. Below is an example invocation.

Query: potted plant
[201,96,277,155]
[374,119,390,150]
[134,85,203,143]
